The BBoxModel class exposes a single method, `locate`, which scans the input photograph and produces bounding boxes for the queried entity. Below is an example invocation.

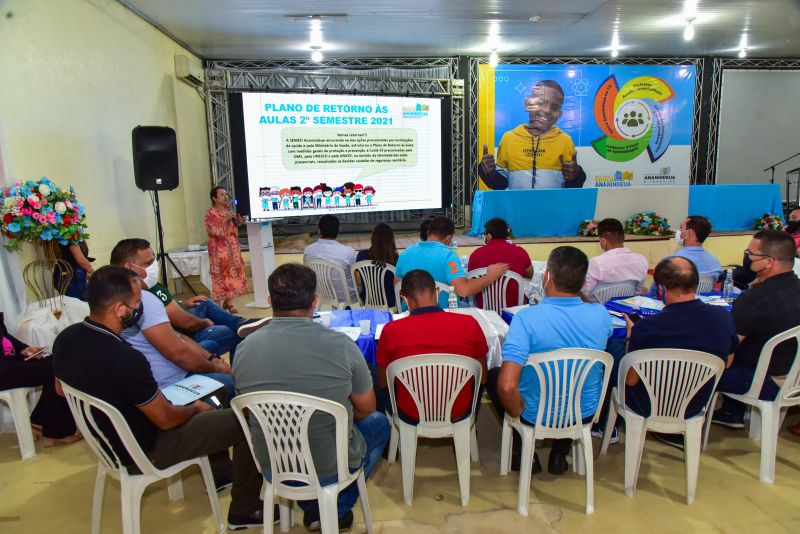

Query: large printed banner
[478,64,696,189]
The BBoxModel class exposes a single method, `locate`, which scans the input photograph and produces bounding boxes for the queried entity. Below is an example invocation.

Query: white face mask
[674,229,684,247]
[133,260,160,288]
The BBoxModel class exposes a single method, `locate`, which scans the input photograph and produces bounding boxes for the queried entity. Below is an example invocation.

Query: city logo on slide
[594,170,634,188]
[643,166,676,185]
[592,75,675,163]
[402,103,430,118]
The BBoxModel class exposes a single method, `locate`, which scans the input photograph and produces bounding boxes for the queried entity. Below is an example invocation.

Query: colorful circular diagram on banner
[592,75,675,163]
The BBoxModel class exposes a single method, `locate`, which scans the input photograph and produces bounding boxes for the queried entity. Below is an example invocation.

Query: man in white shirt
[582,218,649,298]
[303,214,358,302]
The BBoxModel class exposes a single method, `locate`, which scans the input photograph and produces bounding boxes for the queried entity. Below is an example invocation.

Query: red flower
[63,214,71,224]
[2,214,12,223]
[5,232,12,238]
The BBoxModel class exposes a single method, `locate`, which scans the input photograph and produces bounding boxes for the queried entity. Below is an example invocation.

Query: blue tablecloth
[688,184,782,231]
[502,305,628,339]
[328,309,393,365]
[468,189,598,237]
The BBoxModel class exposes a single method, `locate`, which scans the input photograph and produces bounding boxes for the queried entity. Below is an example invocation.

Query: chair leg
[748,407,762,441]
[6,389,36,460]
[318,487,340,534]
[684,420,703,505]
[600,395,618,456]
[121,478,147,534]
[399,424,418,506]
[166,474,184,501]
[453,423,472,506]
[387,417,399,464]
[198,458,225,533]
[702,393,718,451]
[516,427,535,517]
[356,471,374,534]
[572,441,585,476]
[499,419,512,475]
[469,425,480,462]
[581,427,595,515]
[279,497,293,533]
[758,402,780,485]
[624,414,647,498]
[91,464,107,534]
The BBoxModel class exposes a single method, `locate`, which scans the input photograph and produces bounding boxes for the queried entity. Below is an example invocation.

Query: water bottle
[448,285,459,311]
[723,268,734,302]
[451,239,459,250]
[460,255,469,271]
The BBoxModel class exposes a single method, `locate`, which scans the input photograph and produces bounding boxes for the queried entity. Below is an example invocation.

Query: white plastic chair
[351,261,396,311]
[499,349,612,516]
[385,354,482,506]
[0,387,37,460]
[231,391,374,534]
[702,325,800,484]
[60,382,224,534]
[305,258,357,310]
[589,280,640,304]
[600,349,724,505]
[466,268,527,313]
[696,274,716,294]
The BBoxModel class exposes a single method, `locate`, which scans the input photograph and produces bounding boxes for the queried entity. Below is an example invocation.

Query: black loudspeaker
[132,126,179,191]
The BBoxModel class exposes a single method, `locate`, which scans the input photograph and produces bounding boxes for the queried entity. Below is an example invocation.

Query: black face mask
[123,302,144,328]
[743,254,753,272]
[786,221,800,234]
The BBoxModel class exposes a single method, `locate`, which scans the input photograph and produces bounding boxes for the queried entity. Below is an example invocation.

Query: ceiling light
[611,49,619,58]
[738,48,747,58]
[529,15,541,23]
[683,18,695,41]
[489,51,499,67]
[310,46,323,62]
[310,17,322,31]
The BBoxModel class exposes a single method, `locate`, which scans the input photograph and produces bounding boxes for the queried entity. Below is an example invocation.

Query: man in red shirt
[377,269,488,422]
[468,218,533,307]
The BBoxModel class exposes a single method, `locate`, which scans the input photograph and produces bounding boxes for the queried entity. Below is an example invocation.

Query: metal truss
[467,56,705,194]
[705,58,800,185]
[204,57,466,227]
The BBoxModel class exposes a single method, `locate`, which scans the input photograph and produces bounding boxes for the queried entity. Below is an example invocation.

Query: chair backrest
[386,354,482,425]
[61,381,159,477]
[590,280,639,304]
[351,260,395,310]
[230,391,351,492]
[696,274,716,294]
[305,258,353,308]
[466,268,526,312]
[524,349,613,434]
[744,324,800,405]
[619,349,725,420]
[435,282,451,301]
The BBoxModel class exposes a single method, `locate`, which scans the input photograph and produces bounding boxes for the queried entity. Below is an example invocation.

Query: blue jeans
[295,412,390,518]
[716,362,780,420]
[189,299,244,360]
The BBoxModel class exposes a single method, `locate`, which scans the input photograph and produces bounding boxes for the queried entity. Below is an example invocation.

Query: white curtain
[0,114,27,331]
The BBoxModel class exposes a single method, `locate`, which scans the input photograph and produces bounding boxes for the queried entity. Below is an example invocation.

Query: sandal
[44,432,83,448]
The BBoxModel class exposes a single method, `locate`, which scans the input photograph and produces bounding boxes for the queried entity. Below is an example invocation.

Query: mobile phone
[628,313,642,324]
[24,348,50,361]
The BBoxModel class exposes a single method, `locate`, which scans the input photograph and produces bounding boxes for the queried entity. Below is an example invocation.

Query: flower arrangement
[1,177,89,252]
[753,213,784,231]
[624,212,671,236]
[578,219,599,237]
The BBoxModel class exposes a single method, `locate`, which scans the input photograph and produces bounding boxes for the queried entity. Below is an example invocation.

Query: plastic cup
[359,319,371,335]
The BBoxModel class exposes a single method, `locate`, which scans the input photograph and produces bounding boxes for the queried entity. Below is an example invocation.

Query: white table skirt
[15,296,90,351]
[166,250,212,292]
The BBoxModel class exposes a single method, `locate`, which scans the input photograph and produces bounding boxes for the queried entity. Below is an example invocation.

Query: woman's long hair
[368,223,399,267]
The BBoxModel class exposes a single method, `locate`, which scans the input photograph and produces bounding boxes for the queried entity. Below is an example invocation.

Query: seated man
[110,239,262,359]
[376,269,488,420]
[303,214,359,303]
[232,264,390,531]
[108,241,234,397]
[713,230,800,428]
[52,266,262,530]
[491,246,612,474]
[670,215,721,278]
[621,257,739,448]
[468,217,532,307]
[582,218,648,298]
[395,216,509,309]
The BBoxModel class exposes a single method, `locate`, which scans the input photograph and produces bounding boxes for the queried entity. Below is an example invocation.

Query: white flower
[38,184,50,196]
[27,193,40,205]
[54,201,67,214]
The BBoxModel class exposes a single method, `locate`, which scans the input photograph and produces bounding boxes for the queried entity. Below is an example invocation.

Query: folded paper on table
[615,296,665,312]
[332,326,361,341]
[162,375,225,406]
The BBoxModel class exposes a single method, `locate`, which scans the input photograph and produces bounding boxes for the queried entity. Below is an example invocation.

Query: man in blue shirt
[395,216,508,308]
[670,215,721,278]
[495,246,612,474]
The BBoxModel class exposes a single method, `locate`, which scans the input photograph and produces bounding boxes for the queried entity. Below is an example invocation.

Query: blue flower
[22,216,34,227]
[40,230,54,241]
[58,239,69,245]
[7,222,20,233]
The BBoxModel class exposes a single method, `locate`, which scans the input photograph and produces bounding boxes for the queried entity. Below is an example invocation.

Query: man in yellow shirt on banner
[479,80,586,189]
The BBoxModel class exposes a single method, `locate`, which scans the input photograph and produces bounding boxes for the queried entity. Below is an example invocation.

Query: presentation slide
[241,92,443,219]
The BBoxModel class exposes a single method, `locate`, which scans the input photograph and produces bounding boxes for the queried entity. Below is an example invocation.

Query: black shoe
[303,509,353,532]
[511,451,542,474]
[215,477,233,493]
[228,508,264,531]
[548,452,569,475]
[653,432,685,450]
[237,317,270,338]
[712,409,745,429]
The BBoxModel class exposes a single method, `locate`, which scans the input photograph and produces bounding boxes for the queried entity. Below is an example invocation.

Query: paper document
[162,375,225,406]
[332,326,361,341]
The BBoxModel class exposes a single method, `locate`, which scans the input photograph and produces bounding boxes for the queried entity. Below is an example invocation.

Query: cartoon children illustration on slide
[314,184,324,208]
[280,188,291,210]
[364,185,375,206]
[291,186,301,210]
[354,184,364,206]
[302,187,314,209]
[270,185,280,211]
[343,182,354,207]
[333,187,343,208]
[259,187,270,211]
[323,186,333,208]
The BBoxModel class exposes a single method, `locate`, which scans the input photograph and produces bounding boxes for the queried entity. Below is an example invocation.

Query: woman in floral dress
[204,187,247,313]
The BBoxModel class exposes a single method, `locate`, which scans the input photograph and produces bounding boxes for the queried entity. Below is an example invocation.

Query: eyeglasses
[743,249,773,260]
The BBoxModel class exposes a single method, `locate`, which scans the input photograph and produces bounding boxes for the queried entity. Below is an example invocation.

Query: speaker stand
[153,190,199,297]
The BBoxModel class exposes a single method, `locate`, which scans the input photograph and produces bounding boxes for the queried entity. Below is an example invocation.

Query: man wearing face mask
[108,240,234,399]
[670,216,722,278]
[492,246,612,474]
[712,230,800,428]
[468,217,533,307]
[582,218,649,299]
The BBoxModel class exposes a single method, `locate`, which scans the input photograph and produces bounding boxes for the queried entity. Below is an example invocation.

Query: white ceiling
[121,0,800,60]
